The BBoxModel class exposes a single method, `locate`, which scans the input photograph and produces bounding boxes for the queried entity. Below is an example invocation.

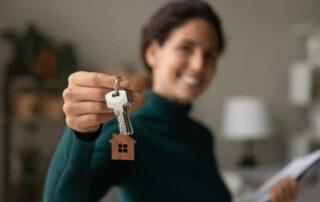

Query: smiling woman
[43,1,298,202]
[144,18,219,104]
[140,0,224,104]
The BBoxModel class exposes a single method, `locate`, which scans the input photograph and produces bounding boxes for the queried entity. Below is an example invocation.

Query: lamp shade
[221,96,273,140]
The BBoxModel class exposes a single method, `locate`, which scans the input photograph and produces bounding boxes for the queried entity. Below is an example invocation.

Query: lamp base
[237,141,258,168]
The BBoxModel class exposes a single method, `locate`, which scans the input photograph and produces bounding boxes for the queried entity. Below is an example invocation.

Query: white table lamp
[221,96,273,167]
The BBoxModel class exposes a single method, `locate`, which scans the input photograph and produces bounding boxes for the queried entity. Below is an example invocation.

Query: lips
[181,75,200,85]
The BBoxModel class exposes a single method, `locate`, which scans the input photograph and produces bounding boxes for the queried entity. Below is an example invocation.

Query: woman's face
[147,18,220,104]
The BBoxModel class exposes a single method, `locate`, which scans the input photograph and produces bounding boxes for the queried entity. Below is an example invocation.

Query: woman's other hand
[62,71,139,133]
[270,177,298,202]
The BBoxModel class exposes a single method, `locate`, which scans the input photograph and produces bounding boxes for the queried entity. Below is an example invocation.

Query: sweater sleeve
[43,119,120,202]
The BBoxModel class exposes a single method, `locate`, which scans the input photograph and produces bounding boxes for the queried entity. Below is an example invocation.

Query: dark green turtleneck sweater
[44,89,231,202]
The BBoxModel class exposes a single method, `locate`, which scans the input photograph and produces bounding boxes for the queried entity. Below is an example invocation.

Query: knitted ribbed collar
[141,88,192,118]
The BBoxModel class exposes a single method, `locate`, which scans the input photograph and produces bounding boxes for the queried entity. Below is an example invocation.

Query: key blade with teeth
[105,90,133,135]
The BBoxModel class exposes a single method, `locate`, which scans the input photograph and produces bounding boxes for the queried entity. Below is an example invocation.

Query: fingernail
[133,92,142,100]
[119,80,130,88]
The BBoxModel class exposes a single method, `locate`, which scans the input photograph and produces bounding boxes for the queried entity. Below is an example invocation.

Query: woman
[44,1,298,201]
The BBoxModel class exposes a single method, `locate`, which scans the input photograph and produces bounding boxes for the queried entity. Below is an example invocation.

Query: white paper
[249,149,320,202]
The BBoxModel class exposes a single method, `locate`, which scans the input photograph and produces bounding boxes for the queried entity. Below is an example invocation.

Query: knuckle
[63,103,72,114]
[62,89,67,99]
[91,73,100,86]
[68,72,76,83]
[62,89,69,100]
[66,117,74,128]
[63,88,74,100]
[66,117,84,131]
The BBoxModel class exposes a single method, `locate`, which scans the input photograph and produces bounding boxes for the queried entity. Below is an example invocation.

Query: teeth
[182,75,200,85]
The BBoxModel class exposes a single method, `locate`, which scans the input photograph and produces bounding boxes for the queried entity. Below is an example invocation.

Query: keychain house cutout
[109,133,136,160]
[106,76,136,161]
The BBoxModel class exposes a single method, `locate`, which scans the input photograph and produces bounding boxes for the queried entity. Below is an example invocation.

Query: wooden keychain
[105,76,137,160]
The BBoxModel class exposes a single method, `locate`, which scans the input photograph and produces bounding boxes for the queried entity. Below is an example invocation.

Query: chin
[175,81,203,103]
[175,88,200,104]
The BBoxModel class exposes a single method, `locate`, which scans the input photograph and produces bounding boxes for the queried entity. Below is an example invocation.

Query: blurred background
[0,0,320,202]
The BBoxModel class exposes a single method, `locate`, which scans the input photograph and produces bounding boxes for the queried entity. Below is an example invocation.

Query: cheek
[203,67,216,86]
[164,49,187,73]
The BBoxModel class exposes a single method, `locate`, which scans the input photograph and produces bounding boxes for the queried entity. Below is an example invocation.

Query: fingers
[63,86,112,102]
[288,178,298,199]
[271,180,283,202]
[66,113,114,133]
[63,101,113,115]
[63,86,141,102]
[69,71,130,89]
[282,179,291,201]
[270,178,298,202]
[80,125,102,134]
[63,71,142,133]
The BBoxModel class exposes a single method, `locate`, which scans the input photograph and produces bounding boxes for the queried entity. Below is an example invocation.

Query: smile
[181,75,200,85]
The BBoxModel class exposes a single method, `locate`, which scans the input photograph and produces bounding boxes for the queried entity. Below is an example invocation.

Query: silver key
[105,90,133,135]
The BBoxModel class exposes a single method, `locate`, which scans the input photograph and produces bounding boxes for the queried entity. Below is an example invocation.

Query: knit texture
[44,89,231,202]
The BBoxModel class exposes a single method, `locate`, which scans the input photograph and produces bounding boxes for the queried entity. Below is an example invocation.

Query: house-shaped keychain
[109,134,137,160]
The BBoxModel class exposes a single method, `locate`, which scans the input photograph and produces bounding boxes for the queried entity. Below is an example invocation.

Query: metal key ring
[112,76,121,97]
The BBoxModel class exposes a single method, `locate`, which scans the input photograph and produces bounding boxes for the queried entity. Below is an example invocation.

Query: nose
[189,50,204,72]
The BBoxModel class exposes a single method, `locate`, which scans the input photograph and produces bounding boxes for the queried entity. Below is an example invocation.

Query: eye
[178,45,192,53]
[204,51,217,60]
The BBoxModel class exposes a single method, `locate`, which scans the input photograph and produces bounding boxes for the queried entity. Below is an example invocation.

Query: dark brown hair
[140,0,226,73]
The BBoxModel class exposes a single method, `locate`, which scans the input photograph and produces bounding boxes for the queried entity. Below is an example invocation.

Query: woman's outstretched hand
[62,71,140,133]
[270,177,298,202]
